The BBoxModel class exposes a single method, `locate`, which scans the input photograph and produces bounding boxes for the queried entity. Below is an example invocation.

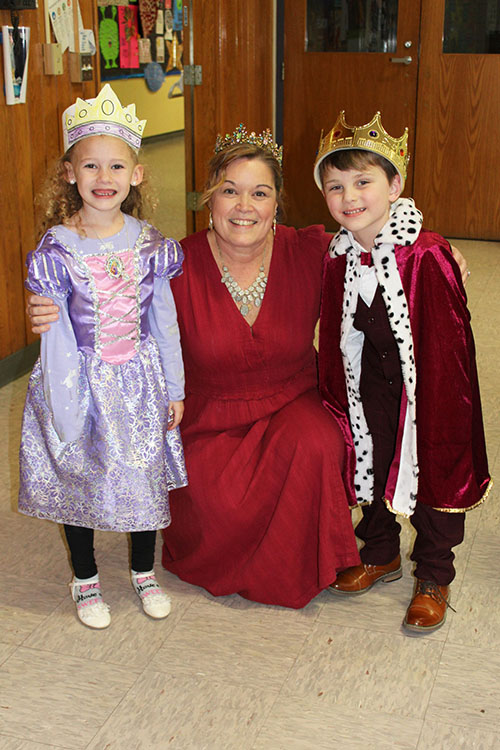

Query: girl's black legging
[63,525,157,579]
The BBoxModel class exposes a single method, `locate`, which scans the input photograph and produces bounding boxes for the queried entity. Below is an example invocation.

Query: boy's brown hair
[319,149,398,187]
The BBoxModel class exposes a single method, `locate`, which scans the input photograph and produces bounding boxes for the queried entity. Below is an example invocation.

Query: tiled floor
[0,137,498,748]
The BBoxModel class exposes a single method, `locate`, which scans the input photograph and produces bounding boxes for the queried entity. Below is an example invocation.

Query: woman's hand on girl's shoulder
[26,294,60,334]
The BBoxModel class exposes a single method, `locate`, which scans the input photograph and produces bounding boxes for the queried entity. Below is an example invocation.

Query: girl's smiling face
[322,163,402,250]
[65,135,143,219]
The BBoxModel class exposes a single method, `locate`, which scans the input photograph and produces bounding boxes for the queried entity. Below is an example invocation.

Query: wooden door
[283,0,421,231]
[413,0,500,239]
[182,0,274,234]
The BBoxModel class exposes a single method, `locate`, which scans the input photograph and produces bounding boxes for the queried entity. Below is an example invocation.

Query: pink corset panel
[85,250,140,365]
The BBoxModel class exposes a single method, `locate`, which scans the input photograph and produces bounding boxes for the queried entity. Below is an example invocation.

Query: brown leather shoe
[403,579,451,633]
[329,555,402,595]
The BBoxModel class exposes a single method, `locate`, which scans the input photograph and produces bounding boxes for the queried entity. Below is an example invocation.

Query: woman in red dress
[161,130,360,607]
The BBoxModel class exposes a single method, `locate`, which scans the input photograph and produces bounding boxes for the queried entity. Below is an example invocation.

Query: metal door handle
[390,56,412,65]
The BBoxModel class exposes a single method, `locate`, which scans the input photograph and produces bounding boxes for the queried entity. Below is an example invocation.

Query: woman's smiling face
[210,157,278,252]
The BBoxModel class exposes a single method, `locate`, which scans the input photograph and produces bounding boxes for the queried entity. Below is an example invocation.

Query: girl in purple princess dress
[18,85,187,630]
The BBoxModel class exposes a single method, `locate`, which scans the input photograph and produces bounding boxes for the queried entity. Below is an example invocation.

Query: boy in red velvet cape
[315,111,491,633]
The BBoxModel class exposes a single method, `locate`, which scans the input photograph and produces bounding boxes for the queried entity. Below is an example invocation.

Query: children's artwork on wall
[172,0,182,31]
[99,0,182,84]
[118,4,139,69]
[144,60,165,91]
[164,8,173,40]
[138,36,152,63]
[2,24,30,105]
[99,4,120,70]
[139,0,157,38]
[166,32,182,72]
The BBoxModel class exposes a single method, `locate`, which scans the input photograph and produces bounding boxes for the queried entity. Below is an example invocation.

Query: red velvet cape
[319,229,490,513]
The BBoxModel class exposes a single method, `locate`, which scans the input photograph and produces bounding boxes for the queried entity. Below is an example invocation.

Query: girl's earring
[131,181,137,186]
[209,211,213,230]
[70,179,76,185]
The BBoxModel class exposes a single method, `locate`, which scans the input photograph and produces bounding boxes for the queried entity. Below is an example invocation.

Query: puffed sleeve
[151,237,184,280]
[25,245,72,299]
[26,247,85,443]
[148,238,185,401]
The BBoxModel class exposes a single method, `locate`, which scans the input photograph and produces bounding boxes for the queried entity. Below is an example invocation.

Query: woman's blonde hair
[35,140,158,240]
[199,143,286,219]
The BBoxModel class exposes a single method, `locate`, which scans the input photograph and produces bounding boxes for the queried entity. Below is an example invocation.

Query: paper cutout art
[139,0,158,38]
[119,4,139,69]
[99,5,119,69]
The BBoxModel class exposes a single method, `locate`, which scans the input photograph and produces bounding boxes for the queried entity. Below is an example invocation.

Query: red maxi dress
[161,225,360,608]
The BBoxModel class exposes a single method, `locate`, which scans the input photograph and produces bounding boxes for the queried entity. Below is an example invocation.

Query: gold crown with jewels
[63,84,147,154]
[313,111,409,189]
[214,123,283,166]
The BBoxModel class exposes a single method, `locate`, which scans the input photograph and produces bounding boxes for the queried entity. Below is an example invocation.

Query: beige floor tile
[445,580,500,650]
[153,597,314,692]
[0,573,68,646]
[417,721,500,750]
[0,737,61,750]
[87,670,277,750]
[426,643,500,731]
[253,697,423,750]
[0,647,140,747]
[282,623,443,718]
[0,642,17,666]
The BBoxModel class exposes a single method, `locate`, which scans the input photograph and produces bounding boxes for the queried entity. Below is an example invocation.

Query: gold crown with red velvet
[215,123,283,166]
[313,111,409,189]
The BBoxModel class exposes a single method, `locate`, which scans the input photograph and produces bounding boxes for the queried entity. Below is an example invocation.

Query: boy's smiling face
[322,162,402,251]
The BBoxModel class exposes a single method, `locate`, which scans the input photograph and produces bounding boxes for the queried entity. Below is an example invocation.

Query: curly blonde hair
[35,141,158,240]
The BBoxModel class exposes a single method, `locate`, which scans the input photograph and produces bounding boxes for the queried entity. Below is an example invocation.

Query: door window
[306,0,398,53]
[443,0,500,53]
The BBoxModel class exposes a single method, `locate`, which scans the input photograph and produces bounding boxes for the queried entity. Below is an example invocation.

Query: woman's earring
[131,181,137,186]
[209,211,213,230]
[69,179,76,185]
[272,215,277,236]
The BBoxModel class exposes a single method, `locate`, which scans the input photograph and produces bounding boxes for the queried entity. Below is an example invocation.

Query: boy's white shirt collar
[328,198,423,516]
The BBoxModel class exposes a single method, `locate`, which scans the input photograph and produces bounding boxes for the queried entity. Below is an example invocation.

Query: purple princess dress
[19,214,188,532]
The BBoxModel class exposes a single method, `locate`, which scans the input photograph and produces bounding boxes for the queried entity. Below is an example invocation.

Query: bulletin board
[98,0,183,83]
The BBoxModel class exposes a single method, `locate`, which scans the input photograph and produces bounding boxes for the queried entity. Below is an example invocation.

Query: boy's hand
[27,294,60,334]
[167,400,184,430]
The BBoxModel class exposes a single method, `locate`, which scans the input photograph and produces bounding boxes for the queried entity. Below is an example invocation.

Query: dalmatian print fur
[328,198,423,516]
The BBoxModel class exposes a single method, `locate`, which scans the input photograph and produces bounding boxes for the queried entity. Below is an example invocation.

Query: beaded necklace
[214,233,269,317]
